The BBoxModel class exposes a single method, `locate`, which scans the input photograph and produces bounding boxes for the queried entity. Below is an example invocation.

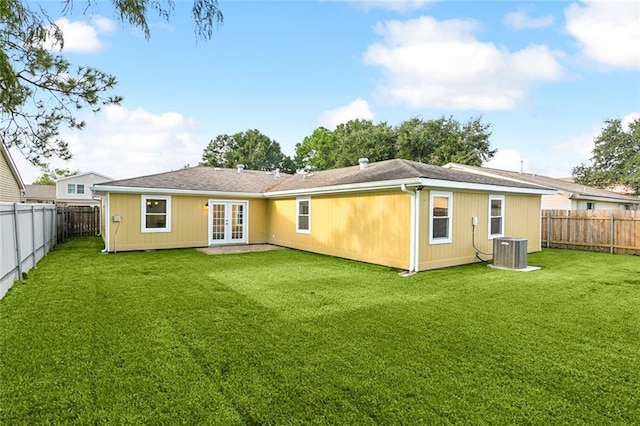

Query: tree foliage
[572,118,640,195]
[1,0,222,165]
[200,129,295,173]
[32,167,78,185]
[294,116,496,171]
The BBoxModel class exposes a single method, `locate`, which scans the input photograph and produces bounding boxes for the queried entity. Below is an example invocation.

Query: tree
[396,116,495,166]
[32,167,78,185]
[1,0,222,165]
[333,119,396,168]
[200,129,294,173]
[294,127,338,171]
[572,117,640,195]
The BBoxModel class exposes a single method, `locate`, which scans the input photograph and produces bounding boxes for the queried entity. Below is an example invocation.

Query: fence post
[31,205,36,268]
[610,212,614,254]
[13,203,22,279]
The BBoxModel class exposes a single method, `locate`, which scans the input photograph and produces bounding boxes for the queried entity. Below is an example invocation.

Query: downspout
[400,184,416,273]
[101,193,110,253]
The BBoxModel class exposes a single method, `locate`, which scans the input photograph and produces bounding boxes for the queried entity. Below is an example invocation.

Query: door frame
[207,199,249,245]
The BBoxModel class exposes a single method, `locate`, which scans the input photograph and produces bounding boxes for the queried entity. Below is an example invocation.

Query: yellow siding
[0,152,22,203]
[418,191,541,270]
[106,194,267,252]
[267,190,411,269]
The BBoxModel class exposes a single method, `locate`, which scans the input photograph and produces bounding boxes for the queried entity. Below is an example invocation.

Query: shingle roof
[98,166,290,193]
[447,163,640,203]
[268,159,547,192]
[24,185,56,200]
[96,159,549,194]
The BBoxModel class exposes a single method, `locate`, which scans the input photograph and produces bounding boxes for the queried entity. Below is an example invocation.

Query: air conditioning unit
[493,238,528,269]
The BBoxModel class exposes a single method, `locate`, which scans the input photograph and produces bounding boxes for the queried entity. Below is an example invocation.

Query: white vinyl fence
[1,203,57,299]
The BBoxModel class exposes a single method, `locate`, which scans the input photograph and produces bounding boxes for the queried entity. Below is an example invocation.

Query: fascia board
[91,185,265,198]
[420,178,557,195]
[264,178,422,198]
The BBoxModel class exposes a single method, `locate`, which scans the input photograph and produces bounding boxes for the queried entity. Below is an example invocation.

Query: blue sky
[11,0,640,183]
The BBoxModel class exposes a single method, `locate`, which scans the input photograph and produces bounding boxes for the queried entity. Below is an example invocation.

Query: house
[0,144,25,203]
[56,172,113,206]
[23,185,56,204]
[93,159,555,272]
[444,163,640,211]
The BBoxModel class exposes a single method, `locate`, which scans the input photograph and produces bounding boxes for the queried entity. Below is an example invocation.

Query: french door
[208,201,247,245]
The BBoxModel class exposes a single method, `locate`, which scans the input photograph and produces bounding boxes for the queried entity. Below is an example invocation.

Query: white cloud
[504,11,554,29]
[484,149,528,173]
[622,112,640,131]
[363,16,564,111]
[13,105,204,184]
[565,0,640,70]
[347,1,433,13]
[51,16,115,53]
[317,99,375,129]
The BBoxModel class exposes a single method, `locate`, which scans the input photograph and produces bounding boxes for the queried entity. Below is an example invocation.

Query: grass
[1,238,639,425]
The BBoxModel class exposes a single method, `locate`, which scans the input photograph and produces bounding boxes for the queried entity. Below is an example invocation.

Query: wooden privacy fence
[541,210,640,255]
[57,206,100,242]
[1,203,57,299]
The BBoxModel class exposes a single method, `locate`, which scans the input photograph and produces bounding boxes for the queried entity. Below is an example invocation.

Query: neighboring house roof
[55,171,114,182]
[24,185,56,201]
[95,159,553,197]
[0,144,25,192]
[445,163,640,205]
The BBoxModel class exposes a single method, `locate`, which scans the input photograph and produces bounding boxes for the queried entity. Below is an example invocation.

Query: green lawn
[1,238,638,425]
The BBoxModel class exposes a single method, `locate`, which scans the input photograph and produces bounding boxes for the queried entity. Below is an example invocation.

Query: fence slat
[1,204,57,300]
[541,209,639,255]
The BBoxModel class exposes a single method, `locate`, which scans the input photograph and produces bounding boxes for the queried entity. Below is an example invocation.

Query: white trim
[141,195,171,233]
[94,177,555,199]
[488,194,505,239]
[419,178,555,195]
[93,185,264,198]
[429,191,453,245]
[265,178,422,198]
[296,196,311,234]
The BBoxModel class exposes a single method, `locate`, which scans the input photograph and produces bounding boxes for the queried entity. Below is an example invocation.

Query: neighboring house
[444,163,640,211]
[56,172,113,206]
[93,159,554,272]
[0,144,25,203]
[23,185,56,204]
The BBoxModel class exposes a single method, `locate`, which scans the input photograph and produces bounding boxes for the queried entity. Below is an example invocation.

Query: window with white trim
[429,191,452,244]
[141,195,171,233]
[488,195,505,239]
[77,184,85,195]
[67,184,76,194]
[296,196,311,233]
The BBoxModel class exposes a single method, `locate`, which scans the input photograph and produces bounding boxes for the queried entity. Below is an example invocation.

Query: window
[141,195,171,233]
[296,196,311,233]
[77,184,85,195]
[586,202,595,210]
[429,191,452,244]
[489,195,505,239]
[67,184,76,194]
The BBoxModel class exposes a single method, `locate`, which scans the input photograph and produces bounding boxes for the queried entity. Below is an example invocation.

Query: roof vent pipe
[237,164,245,173]
[358,158,369,169]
